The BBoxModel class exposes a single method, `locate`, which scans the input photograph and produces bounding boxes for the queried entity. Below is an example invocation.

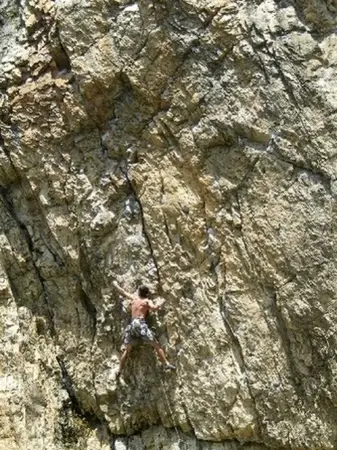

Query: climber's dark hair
[138,285,150,298]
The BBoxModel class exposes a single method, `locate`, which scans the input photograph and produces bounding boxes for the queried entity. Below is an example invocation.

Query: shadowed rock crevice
[51,26,72,73]
[56,355,113,444]
[122,167,162,288]
[0,184,57,335]
[79,288,97,342]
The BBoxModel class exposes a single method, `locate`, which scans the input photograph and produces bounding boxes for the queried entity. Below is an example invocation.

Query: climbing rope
[159,370,184,448]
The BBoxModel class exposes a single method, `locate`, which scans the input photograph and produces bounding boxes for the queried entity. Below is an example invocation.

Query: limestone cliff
[1,0,337,449]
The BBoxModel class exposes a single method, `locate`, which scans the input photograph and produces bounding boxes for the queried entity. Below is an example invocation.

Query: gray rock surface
[0,0,337,448]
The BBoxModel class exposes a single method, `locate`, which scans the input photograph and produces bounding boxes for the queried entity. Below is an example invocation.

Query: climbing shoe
[164,363,176,371]
[117,374,127,387]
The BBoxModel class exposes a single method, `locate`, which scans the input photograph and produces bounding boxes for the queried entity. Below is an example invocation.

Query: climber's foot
[164,363,176,371]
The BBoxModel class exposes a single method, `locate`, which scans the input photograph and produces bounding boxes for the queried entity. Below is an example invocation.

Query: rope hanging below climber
[113,281,192,449]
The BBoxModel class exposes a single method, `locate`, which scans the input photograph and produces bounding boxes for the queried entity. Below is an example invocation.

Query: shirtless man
[113,281,176,372]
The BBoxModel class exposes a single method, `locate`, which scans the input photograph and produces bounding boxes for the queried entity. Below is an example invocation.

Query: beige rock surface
[1,0,337,448]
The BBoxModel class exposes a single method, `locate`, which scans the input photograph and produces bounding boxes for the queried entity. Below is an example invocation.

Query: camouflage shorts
[123,318,155,345]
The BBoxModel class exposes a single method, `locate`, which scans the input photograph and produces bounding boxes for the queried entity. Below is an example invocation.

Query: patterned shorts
[123,318,155,345]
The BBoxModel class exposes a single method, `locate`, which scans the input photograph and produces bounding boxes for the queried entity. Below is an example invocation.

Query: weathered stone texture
[0,0,337,448]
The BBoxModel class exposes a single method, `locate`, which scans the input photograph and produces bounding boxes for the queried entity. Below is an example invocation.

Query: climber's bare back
[131,297,151,319]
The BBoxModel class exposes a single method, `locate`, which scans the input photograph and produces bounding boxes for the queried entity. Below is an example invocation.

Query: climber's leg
[119,344,132,371]
[151,341,176,370]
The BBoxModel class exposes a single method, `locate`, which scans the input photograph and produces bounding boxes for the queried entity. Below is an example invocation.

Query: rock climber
[113,281,176,372]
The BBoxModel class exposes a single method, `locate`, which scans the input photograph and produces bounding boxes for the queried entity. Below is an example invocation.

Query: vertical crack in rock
[77,243,99,342]
[52,25,72,72]
[218,299,263,440]
[269,291,305,398]
[0,151,98,343]
[0,185,57,336]
[180,400,194,434]
[160,173,174,248]
[268,50,300,108]
[121,166,162,288]
[236,157,260,193]
[243,22,271,84]
[57,356,88,418]
[79,288,97,343]
[157,119,182,152]
[0,143,100,432]
[56,353,113,447]
[56,355,108,431]
[0,188,101,435]
[246,22,318,139]
[234,192,255,273]
[225,157,260,273]
[248,23,301,109]
[163,214,173,248]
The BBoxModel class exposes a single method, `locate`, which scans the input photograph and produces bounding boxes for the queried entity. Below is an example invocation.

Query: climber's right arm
[147,298,166,312]
[113,281,134,301]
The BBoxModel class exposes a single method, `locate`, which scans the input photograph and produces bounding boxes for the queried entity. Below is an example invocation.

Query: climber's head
[138,285,150,299]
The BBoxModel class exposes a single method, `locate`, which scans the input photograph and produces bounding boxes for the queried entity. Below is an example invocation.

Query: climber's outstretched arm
[113,281,134,301]
[147,298,166,312]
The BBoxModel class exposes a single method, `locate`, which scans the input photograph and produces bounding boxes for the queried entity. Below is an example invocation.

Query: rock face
[0,0,337,449]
